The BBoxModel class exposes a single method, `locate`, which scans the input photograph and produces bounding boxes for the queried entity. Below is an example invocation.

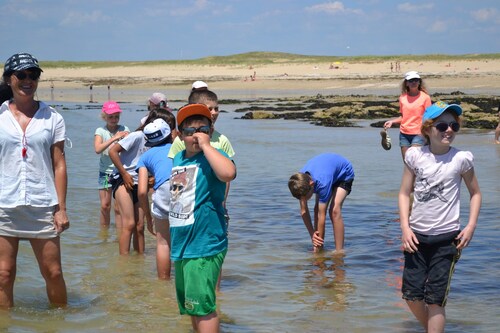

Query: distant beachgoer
[94,101,129,228]
[50,80,54,101]
[191,81,208,91]
[383,71,431,160]
[399,101,481,332]
[107,85,111,100]
[288,153,355,253]
[390,62,394,72]
[495,103,500,144]
[89,84,94,103]
[0,52,69,308]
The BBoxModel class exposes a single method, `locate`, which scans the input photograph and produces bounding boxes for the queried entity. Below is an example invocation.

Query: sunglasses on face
[13,71,40,81]
[408,78,420,83]
[434,121,460,132]
[181,125,211,137]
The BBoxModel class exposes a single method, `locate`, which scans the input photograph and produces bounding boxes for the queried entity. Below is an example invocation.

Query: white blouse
[0,101,65,208]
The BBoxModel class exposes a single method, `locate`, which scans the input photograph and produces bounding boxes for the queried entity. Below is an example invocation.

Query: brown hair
[288,172,313,199]
[188,89,218,105]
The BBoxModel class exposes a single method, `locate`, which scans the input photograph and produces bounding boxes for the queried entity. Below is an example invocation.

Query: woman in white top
[0,53,69,308]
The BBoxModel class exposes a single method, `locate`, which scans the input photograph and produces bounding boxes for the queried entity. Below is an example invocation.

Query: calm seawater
[0,93,499,333]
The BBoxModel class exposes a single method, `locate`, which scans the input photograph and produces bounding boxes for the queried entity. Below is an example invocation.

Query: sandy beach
[37,59,500,103]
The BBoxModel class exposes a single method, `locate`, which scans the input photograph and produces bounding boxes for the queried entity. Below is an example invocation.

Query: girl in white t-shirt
[399,101,482,333]
[94,101,129,228]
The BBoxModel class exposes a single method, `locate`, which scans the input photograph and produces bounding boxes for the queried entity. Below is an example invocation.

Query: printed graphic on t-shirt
[413,167,447,203]
[169,165,197,227]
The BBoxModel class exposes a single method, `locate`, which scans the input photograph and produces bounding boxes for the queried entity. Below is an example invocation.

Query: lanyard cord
[22,132,28,158]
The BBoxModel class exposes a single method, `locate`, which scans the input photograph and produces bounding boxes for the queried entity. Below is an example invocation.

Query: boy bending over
[288,153,354,252]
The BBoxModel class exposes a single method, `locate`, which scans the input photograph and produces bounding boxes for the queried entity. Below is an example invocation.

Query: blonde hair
[288,172,313,199]
[100,112,120,121]
[400,78,428,95]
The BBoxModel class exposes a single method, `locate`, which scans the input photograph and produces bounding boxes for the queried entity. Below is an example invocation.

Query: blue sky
[1,0,499,61]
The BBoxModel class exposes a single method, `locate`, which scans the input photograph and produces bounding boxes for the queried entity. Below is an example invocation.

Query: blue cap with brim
[423,101,462,122]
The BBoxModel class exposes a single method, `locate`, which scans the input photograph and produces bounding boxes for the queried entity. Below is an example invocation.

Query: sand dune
[36,59,500,102]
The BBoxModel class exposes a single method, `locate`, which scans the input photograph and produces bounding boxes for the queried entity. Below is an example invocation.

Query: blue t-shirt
[136,143,172,190]
[300,153,355,203]
[169,149,228,261]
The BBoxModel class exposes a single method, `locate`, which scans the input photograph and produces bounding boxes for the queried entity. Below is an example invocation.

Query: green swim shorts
[174,249,227,316]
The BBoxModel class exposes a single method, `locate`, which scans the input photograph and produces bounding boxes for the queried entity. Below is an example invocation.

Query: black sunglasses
[434,121,460,132]
[408,78,420,83]
[13,70,40,81]
[181,125,211,137]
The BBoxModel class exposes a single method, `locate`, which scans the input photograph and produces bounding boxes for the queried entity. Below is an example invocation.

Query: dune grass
[32,51,500,69]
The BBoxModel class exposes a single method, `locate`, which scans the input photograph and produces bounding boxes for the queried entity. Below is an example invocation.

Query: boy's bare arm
[199,137,236,182]
[316,202,327,243]
[300,198,314,238]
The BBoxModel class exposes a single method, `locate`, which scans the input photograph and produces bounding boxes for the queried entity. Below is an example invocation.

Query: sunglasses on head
[13,70,40,81]
[434,121,460,132]
[181,125,211,137]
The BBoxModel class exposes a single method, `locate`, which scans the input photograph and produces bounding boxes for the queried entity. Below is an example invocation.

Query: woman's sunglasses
[13,70,40,81]
[434,121,460,132]
[181,125,211,137]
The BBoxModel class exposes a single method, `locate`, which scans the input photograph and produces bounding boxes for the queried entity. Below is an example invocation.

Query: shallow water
[1,97,499,333]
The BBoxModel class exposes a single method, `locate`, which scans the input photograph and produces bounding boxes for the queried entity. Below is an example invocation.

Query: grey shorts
[0,206,57,239]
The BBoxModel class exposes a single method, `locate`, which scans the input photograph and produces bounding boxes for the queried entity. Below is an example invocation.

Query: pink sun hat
[102,101,122,114]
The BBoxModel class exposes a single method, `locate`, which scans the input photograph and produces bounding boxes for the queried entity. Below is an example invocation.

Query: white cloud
[398,2,434,12]
[427,21,447,33]
[471,8,498,22]
[170,0,209,16]
[306,1,362,15]
[60,10,108,26]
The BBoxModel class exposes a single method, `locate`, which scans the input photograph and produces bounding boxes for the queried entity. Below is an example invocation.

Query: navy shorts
[333,178,354,195]
[402,230,461,306]
[110,174,139,204]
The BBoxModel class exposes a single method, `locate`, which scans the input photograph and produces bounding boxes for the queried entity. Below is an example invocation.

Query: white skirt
[0,206,58,239]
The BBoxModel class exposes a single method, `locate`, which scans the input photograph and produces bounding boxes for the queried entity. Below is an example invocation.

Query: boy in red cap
[169,104,236,332]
